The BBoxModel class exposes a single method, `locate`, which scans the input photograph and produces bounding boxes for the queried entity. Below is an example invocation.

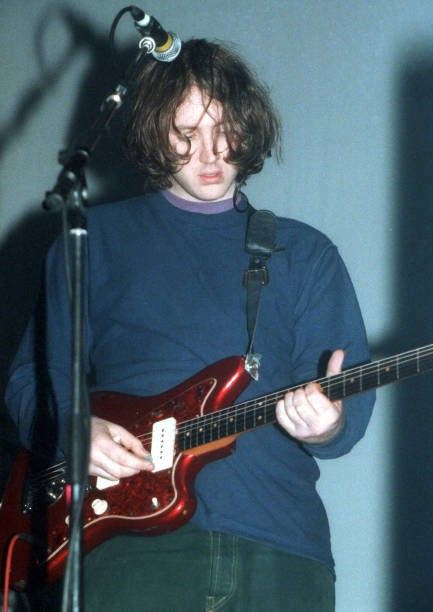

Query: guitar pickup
[151,417,177,473]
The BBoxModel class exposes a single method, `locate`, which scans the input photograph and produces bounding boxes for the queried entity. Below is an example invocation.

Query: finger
[89,462,121,480]
[326,349,345,376]
[283,390,310,426]
[90,436,153,478]
[291,386,324,425]
[92,450,148,480]
[107,438,153,472]
[275,398,298,436]
[107,423,152,460]
[304,382,335,416]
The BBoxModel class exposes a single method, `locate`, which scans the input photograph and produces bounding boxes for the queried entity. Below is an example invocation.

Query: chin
[196,186,234,202]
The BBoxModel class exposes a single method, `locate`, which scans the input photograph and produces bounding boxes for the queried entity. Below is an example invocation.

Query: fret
[361,366,381,394]
[207,413,224,442]
[194,424,204,446]
[244,405,256,430]
[378,360,398,385]
[325,377,333,400]
[242,403,247,433]
[418,350,433,373]
[345,370,363,397]
[191,421,199,447]
[226,414,237,436]
[264,399,275,424]
[238,406,249,433]
[326,376,345,402]
[210,413,220,441]
[254,399,266,428]
[398,352,418,379]
[179,426,191,451]
[202,417,215,444]
[220,410,231,438]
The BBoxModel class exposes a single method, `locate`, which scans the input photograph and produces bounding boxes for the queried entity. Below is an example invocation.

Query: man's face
[168,87,238,202]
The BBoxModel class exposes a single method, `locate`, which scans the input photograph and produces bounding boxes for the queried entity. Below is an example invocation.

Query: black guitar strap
[243,202,279,380]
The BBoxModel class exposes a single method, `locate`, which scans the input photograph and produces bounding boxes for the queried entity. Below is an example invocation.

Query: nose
[198,132,219,164]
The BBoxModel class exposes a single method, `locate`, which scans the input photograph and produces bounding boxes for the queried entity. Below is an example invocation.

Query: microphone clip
[138,32,182,62]
[137,31,181,63]
[131,10,182,62]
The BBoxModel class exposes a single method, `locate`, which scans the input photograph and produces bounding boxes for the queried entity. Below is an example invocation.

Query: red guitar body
[0,356,251,591]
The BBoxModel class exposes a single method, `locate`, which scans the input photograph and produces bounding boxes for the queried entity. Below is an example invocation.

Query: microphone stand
[43,42,153,612]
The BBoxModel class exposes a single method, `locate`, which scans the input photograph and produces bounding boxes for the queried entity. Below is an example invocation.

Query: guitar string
[32,344,433,485]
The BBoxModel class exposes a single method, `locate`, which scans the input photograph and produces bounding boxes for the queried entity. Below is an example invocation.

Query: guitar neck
[179,344,433,449]
[322,343,433,401]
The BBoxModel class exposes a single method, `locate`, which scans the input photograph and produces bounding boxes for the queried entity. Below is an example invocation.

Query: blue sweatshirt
[5,191,374,574]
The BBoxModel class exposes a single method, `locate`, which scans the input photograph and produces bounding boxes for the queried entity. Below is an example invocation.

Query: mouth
[199,171,223,184]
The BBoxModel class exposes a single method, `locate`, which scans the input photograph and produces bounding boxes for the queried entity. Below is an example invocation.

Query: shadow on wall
[389,51,433,611]
[0,5,145,492]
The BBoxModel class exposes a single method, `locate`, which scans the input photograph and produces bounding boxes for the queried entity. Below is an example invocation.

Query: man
[5,39,374,611]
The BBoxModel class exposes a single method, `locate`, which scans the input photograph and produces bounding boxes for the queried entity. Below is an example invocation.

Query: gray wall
[1,1,433,610]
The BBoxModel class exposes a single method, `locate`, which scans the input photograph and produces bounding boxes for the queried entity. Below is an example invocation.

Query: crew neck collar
[162,190,235,214]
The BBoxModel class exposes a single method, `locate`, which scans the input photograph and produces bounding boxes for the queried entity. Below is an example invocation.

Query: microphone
[130,7,181,62]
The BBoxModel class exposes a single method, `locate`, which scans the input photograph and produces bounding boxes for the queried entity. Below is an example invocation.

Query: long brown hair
[124,39,280,189]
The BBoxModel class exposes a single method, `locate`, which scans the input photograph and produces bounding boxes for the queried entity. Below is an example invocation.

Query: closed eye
[183,131,196,141]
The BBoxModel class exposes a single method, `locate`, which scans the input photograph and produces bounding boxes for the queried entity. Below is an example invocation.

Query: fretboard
[179,343,433,450]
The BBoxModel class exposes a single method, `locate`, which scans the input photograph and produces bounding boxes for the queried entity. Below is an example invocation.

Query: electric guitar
[1,345,433,591]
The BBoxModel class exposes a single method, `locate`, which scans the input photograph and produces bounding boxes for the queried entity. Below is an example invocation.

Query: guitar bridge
[22,470,67,514]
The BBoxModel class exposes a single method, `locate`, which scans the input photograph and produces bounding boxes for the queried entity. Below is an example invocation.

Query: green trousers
[34,523,335,611]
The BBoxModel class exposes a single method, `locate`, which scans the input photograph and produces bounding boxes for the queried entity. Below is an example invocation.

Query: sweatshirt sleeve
[5,235,91,460]
[289,241,375,459]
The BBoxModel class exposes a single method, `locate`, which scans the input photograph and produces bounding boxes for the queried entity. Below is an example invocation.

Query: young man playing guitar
[4,39,374,611]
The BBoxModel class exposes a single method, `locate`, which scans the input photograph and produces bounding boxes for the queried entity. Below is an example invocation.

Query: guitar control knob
[91,498,108,516]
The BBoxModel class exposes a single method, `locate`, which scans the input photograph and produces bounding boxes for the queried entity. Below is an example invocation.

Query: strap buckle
[243,265,269,287]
